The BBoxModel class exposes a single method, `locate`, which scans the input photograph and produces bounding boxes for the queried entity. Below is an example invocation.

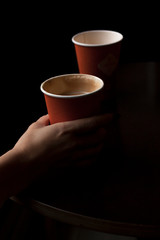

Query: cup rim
[72,30,123,47]
[40,73,104,99]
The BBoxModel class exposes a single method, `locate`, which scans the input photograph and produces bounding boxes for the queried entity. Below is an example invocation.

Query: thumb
[35,115,50,127]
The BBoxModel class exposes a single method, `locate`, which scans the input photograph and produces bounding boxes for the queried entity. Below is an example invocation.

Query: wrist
[0,147,32,202]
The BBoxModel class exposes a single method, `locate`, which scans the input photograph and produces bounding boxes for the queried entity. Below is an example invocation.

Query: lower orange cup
[40,74,104,124]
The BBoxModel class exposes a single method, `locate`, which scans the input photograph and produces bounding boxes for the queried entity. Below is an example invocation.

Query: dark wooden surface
[12,62,160,238]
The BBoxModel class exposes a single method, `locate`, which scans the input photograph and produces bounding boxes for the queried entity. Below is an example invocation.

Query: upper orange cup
[72,30,123,99]
[40,74,104,124]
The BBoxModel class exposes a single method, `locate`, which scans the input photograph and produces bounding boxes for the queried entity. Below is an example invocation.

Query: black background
[1,3,160,154]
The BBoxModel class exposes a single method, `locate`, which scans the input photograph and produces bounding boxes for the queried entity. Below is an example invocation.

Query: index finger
[63,113,113,134]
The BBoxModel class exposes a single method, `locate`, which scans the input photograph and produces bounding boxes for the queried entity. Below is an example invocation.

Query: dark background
[1,3,160,154]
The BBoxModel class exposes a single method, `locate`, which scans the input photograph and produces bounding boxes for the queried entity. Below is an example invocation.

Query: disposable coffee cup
[72,30,123,105]
[40,74,104,124]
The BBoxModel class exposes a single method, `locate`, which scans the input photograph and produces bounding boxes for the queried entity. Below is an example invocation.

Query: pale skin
[0,113,113,208]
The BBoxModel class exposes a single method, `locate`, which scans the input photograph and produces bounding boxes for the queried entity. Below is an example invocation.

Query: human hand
[0,113,113,205]
[14,114,113,172]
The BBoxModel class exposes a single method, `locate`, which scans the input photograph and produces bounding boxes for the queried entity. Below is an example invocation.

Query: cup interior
[41,74,104,98]
[72,30,123,46]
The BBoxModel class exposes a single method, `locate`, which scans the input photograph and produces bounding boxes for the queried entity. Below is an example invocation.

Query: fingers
[76,127,107,148]
[71,142,104,166]
[66,128,107,167]
[62,113,113,134]
[35,113,112,133]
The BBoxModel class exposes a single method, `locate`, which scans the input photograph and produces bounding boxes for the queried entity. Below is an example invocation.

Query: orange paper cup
[40,74,104,124]
[72,30,123,99]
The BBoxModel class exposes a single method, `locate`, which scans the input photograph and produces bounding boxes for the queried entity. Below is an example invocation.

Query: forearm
[0,148,41,207]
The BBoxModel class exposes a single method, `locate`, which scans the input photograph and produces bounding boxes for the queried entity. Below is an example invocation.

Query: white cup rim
[72,30,123,47]
[40,73,104,99]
